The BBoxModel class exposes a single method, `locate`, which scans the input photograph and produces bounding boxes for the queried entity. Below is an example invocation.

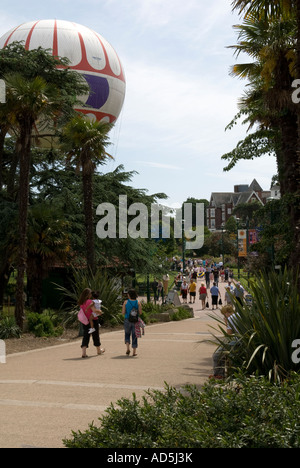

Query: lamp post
[246,216,250,287]
[146,274,150,303]
[221,225,225,265]
[267,197,275,267]
[182,219,185,276]
[236,217,240,279]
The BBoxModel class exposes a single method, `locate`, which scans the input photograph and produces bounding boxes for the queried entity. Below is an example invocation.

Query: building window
[210,208,215,218]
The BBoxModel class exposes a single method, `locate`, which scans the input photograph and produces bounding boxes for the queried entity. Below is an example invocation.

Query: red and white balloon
[0,19,126,123]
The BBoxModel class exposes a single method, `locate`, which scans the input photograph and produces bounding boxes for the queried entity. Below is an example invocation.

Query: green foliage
[210,267,300,381]
[108,312,124,326]
[55,267,122,326]
[253,196,293,266]
[222,127,277,172]
[27,311,62,337]
[170,307,192,321]
[140,302,192,323]
[140,301,165,316]
[222,10,299,270]
[31,162,171,274]
[0,42,88,124]
[0,316,21,339]
[63,374,300,448]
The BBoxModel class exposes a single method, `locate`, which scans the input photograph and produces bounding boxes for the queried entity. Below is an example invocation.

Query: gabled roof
[249,179,263,192]
[236,190,264,205]
[209,179,270,208]
[210,193,234,207]
[210,189,267,208]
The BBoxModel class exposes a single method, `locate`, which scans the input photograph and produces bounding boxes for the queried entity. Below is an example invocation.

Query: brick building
[207,179,276,231]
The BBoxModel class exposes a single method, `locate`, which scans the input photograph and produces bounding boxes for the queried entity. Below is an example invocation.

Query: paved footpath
[0,281,229,448]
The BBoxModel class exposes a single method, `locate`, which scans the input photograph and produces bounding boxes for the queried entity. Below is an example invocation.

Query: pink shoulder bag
[78,308,89,325]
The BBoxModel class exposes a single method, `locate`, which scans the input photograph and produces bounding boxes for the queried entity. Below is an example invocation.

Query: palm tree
[0,44,89,328]
[229,16,297,192]
[229,2,300,277]
[231,1,291,16]
[61,115,113,273]
[4,73,67,328]
[231,0,300,97]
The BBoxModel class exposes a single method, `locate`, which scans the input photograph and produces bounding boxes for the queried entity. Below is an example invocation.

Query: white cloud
[119,56,245,159]
[138,161,182,170]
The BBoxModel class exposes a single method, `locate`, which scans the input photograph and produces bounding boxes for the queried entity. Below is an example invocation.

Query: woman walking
[210,282,221,310]
[199,283,207,310]
[78,288,105,358]
[122,289,142,357]
[180,279,189,304]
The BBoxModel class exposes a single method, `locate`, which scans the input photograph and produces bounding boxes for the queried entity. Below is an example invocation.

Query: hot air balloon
[0,19,126,124]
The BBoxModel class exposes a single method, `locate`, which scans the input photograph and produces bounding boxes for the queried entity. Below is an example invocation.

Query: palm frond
[209,267,300,381]
[54,267,122,326]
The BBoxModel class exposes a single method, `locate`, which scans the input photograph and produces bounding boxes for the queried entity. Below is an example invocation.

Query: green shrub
[141,303,192,323]
[63,373,300,448]
[141,302,162,315]
[0,316,21,339]
[210,267,300,382]
[55,267,122,327]
[27,312,62,337]
[171,307,192,321]
[109,313,124,326]
[42,309,61,327]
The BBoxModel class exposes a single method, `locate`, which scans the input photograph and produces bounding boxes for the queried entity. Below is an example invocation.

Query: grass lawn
[232,268,256,292]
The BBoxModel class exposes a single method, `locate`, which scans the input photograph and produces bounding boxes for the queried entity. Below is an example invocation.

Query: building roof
[249,178,263,192]
[210,192,234,207]
[209,180,269,208]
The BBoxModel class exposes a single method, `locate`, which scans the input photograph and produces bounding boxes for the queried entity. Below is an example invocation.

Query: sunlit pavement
[0,280,230,448]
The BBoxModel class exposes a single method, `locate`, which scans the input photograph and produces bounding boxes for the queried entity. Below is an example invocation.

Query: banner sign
[249,229,259,244]
[238,228,259,257]
[238,229,247,257]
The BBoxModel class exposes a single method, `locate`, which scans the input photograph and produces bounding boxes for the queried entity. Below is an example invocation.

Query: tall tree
[61,115,113,273]
[228,2,300,277]
[4,73,68,327]
[226,15,297,195]
[0,43,88,328]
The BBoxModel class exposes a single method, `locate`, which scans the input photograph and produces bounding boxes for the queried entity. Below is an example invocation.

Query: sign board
[165,290,181,306]
[238,229,247,257]
[238,228,259,257]
[0,79,6,103]
[249,229,259,244]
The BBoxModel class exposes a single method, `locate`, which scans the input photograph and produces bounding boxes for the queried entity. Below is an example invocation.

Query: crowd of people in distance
[174,258,244,310]
[172,258,248,379]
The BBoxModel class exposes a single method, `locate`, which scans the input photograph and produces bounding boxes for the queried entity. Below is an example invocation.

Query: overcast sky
[0,0,278,208]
